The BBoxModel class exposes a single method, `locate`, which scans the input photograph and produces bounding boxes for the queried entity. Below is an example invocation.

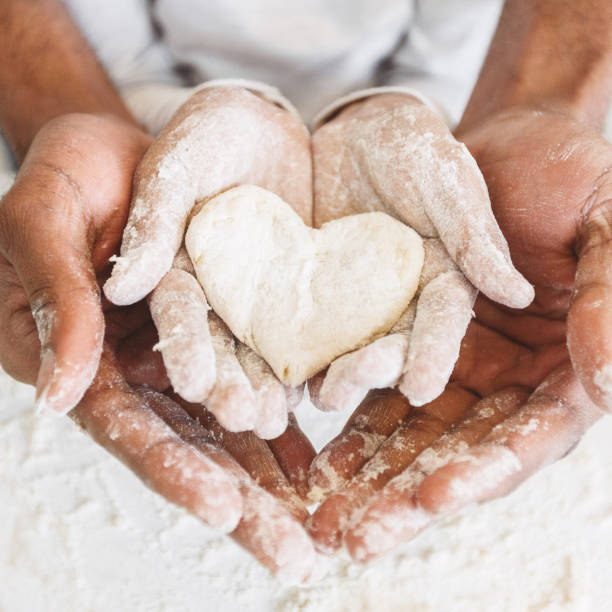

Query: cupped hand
[304,106,612,560]
[0,112,151,414]
[310,93,533,413]
[104,87,312,438]
[70,298,317,583]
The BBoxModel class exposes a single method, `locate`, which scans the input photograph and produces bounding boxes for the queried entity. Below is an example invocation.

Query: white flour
[0,367,611,612]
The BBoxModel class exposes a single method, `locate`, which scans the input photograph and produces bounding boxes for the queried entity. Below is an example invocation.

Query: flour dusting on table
[0,368,611,611]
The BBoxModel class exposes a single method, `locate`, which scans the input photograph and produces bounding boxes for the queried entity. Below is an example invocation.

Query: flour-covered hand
[104,87,312,438]
[310,93,533,412]
[305,106,612,559]
[70,301,316,583]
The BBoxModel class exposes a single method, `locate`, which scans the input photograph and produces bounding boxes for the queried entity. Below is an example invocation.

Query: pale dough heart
[185,185,424,386]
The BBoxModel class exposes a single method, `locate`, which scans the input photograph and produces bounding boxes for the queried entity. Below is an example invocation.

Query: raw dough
[185,185,423,386]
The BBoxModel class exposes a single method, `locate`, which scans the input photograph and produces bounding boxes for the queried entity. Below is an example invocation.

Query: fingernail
[514,276,535,308]
[34,350,57,415]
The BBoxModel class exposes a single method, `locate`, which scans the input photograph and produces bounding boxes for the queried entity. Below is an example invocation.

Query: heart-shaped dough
[185,185,423,386]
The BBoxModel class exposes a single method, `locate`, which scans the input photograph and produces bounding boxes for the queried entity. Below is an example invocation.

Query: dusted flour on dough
[185,185,424,386]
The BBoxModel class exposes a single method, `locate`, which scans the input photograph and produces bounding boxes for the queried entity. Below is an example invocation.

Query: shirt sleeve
[375,0,504,126]
[64,2,302,135]
[63,0,180,90]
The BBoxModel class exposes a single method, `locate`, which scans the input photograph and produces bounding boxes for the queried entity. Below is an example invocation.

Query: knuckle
[405,411,448,440]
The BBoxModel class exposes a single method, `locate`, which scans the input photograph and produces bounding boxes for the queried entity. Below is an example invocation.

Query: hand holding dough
[310,93,534,411]
[185,185,424,386]
[103,86,313,439]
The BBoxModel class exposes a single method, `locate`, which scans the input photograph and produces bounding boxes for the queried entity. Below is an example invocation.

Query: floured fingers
[344,387,528,561]
[235,343,289,439]
[70,347,243,532]
[401,271,476,406]
[307,386,476,553]
[308,389,414,502]
[314,302,416,413]
[149,250,294,439]
[416,364,603,517]
[418,131,534,309]
[141,389,315,584]
[267,412,317,500]
[399,239,476,407]
[206,313,258,432]
[316,333,411,413]
[149,263,216,402]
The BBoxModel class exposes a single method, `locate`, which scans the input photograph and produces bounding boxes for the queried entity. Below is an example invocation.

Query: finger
[400,271,477,406]
[135,386,247,479]
[143,389,315,584]
[0,189,103,415]
[417,364,603,516]
[568,200,612,410]
[420,133,534,309]
[236,343,288,439]
[116,321,170,391]
[206,313,258,432]
[315,301,416,413]
[307,370,327,411]
[267,412,317,500]
[104,88,312,305]
[102,110,219,305]
[195,408,308,524]
[308,390,414,502]
[317,333,409,412]
[70,348,243,532]
[307,386,475,553]
[344,387,527,561]
[231,483,316,584]
[285,383,305,412]
[149,267,216,402]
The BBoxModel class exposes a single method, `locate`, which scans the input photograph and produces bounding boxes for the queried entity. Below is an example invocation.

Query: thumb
[103,88,265,306]
[568,199,612,411]
[0,188,104,415]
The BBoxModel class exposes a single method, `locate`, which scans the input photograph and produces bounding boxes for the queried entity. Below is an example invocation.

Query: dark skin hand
[0,113,151,411]
[305,107,611,560]
[0,112,317,581]
[0,1,320,580]
[304,0,612,562]
[74,303,317,582]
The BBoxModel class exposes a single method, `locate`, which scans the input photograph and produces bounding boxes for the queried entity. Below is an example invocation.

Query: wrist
[0,0,137,162]
[459,1,612,132]
[124,80,301,137]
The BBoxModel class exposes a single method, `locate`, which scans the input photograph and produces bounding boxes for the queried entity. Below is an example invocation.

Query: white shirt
[0,0,502,174]
[66,0,502,125]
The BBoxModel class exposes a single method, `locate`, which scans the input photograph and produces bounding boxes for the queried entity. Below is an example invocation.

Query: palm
[305,108,610,560]
[459,109,612,395]
[453,110,597,395]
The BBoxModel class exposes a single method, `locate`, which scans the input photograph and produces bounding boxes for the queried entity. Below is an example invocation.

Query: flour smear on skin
[1,368,612,611]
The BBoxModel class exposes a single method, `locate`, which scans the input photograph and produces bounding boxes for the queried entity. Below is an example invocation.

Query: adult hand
[0,112,151,414]
[304,107,611,560]
[310,93,533,413]
[104,87,312,438]
[70,298,317,583]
